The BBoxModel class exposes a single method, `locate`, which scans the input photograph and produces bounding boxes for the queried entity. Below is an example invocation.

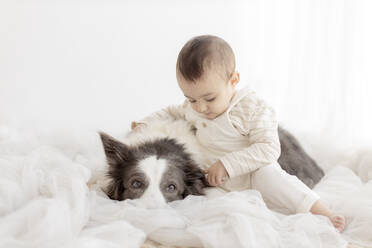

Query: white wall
[1,0,372,145]
[0,0,254,130]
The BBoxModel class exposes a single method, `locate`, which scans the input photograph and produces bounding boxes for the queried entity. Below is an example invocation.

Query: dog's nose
[136,197,167,209]
[138,188,167,209]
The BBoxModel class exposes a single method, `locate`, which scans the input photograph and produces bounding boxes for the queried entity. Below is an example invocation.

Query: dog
[99,120,210,207]
[99,120,324,206]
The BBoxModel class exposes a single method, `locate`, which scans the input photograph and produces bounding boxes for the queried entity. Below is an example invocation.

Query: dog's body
[99,120,324,206]
[278,127,324,188]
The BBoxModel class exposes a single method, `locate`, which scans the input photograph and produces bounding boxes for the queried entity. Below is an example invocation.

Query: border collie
[99,120,210,207]
[99,120,324,206]
[99,132,208,207]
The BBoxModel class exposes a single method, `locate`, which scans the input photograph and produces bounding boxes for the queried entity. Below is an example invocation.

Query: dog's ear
[183,163,210,198]
[99,132,133,168]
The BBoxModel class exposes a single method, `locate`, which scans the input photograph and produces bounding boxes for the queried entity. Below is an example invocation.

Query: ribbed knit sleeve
[220,93,281,178]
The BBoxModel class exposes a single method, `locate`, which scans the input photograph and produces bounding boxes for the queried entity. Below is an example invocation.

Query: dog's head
[99,132,208,207]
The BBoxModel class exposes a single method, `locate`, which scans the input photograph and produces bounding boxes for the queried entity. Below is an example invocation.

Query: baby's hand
[205,160,229,186]
[131,121,147,132]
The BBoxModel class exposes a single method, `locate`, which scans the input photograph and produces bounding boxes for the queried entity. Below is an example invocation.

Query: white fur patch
[125,120,212,168]
[138,155,168,208]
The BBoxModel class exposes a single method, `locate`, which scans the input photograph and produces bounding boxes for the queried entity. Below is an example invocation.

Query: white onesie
[140,87,320,214]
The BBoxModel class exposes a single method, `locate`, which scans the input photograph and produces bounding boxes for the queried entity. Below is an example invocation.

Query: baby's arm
[220,97,281,178]
[132,100,189,131]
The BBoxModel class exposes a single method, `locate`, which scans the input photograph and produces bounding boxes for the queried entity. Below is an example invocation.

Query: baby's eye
[206,97,216,102]
[188,99,196,103]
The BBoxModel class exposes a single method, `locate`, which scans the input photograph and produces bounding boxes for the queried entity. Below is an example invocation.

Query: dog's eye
[166,184,176,192]
[131,180,142,189]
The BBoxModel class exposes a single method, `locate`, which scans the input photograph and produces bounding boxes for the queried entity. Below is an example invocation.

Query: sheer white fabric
[240,0,372,145]
[1,124,371,248]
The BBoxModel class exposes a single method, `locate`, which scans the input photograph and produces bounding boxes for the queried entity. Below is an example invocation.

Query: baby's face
[177,69,239,120]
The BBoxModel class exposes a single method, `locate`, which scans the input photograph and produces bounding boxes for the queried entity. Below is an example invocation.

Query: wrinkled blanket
[1,125,371,248]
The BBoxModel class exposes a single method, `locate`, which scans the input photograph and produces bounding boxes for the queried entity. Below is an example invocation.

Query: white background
[1,0,372,146]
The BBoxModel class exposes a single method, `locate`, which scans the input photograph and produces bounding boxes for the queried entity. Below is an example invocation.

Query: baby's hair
[176,35,236,83]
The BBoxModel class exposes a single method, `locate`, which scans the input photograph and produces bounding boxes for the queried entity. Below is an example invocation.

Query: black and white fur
[99,120,210,207]
[99,120,324,206]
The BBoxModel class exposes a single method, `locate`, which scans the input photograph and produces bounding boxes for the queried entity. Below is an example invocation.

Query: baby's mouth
[205,113,216,119]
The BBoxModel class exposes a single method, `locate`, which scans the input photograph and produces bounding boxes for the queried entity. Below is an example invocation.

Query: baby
[133,35,345,232]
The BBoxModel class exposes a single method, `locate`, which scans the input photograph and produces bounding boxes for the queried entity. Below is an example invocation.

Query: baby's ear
[230,71,240,87]
[99,132,132,168]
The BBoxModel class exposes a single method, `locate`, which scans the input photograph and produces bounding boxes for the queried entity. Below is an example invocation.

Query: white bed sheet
[0,125,371,248]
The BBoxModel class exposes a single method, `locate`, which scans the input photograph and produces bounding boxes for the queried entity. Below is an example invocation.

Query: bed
[0,124,371,248]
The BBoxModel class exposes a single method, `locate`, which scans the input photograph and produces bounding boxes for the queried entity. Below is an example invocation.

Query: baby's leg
[310,200,345,232]
[251,162,345,232]
[251,162,320,214]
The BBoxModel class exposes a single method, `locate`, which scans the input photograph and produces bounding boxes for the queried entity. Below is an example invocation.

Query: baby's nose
[197,103,207,113]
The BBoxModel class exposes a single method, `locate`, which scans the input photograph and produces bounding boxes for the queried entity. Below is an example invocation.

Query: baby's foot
[330,215,345,232]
